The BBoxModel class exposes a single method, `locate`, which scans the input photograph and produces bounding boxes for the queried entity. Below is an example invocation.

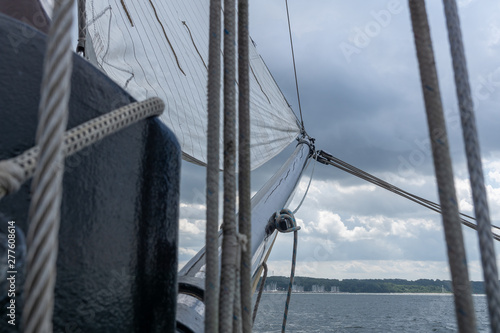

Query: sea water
[252,293,489,332]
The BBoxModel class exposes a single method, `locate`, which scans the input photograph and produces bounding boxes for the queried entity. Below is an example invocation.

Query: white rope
[21,1,74,331]
[238,1,252,333]
[219,0,238,332]
[442,1,500,331]
[205,0,222,332]
[408,1,477,332]
[0,98,165,201]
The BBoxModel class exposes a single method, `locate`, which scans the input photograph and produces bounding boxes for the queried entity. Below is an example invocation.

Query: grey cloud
[178,0,500,279]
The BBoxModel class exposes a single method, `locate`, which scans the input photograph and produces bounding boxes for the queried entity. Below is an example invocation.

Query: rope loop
[266,209,300,235]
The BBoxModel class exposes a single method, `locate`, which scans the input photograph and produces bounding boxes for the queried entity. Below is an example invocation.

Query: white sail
[78,0,300,170]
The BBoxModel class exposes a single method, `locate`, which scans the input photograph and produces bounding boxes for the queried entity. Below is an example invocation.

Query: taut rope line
[21,1,74,331]
[0,98,165,201]
[316,150,500,240]
[205,0,222,331]
[219,0,238,331]
[409,1,476,331]
[442,0,500,330]
[285,0,305,132]
[238,0,252,332]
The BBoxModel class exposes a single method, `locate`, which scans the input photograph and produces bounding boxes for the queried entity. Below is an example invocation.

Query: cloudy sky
[178,0,500,281]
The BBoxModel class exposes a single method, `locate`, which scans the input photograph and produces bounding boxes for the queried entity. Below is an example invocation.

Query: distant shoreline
[260,276,485,294]
[261,291,486,295]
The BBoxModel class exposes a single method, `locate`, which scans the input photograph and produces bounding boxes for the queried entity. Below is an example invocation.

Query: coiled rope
[205,0,222,332]
[408,1,477,331]
[238,0,252,332]
[0,98,165,201]
[442,1,500,331]
[21,1,74,331]
[219,0,238,332]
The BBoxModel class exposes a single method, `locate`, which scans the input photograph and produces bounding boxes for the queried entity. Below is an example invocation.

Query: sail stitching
[99,8,134,87]
[87,5,110,28]
[85,1,301,170]
[250,64,271,104]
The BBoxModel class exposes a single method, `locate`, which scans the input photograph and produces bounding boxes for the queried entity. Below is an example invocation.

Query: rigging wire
[285,0,305,132]
[409,1,476,330]
[316,150,500,241]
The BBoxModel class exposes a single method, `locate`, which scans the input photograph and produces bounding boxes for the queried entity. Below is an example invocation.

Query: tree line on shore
[261,276,486,294]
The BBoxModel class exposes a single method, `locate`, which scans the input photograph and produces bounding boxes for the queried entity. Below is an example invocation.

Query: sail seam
[264,169,291,204]
[147,0,186,76]
[99,9,134,87]
[85,0,301,171]
[250,64,271,104]
[87,5,110,27]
